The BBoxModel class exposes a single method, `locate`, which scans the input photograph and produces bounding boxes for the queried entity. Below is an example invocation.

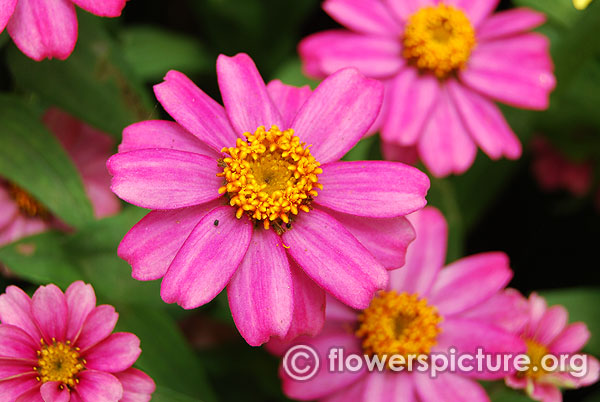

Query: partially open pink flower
[276,207,525,401]
[0,281,155,401]
[0,0,127,61]
[0,108,120,247]
[300,0,556,177]
[505,293,600,402]
[107,53,430,346]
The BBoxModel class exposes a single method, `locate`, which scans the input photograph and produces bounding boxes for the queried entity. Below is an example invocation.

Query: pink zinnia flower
[0,0,127,61]
[0,108,120,247]
[276,207,525,401]
[0,281,155,401]
[506,293,600,402]
[107,53,430,346]
[300,0,556,177]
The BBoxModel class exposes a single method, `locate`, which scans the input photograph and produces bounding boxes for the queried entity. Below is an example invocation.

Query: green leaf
[0,95,95,228]
[485,381,532,402]
[151,386,204,402]
[512,0,581,26]
[6,12,153,138]
[272,58,319,89]
[121,26,212,81]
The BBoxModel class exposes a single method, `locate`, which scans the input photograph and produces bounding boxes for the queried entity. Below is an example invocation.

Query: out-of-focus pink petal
[526,293,548,337]
[445,0,500,27]
[84,333,140,373]
[0,374,39,401]
[118,200,221,281]
[381,68,440,146]
[549,323,590,354]
[381,142,419,166]
[160,206,253,309]
[325,295,358,325]
[530,382,562,402]
[153,70,240,151]
[0,215,49,247]
[460,288,530,334]
[228,229,293,346]
[320,207,415,269]
[448,80,521,160]
[0,0,17,32]
[414,372,489,402]
[292,68,383,164]
[119,120,220,158]
[429,252,512,316]
[385,0,436,22]
[281,330,367,400]
[323,0,402,35]
[315,161,429,218]
[283,209,388,310]
[533,305,568,345]
[74,370,123,401]
[0,187,19,230]
[362,371,416,402]
[322,378,367,402]
[32,284,68,343]
[64,281,96,342]
[299,31,404,79]
[0,325,38,360]
[7,0,77,61]
[40,382,69,402]
[71,0,126,17]
[217,53,283,134]
[418,88,477,177]
[477,8,546,41]
[107,149,222,209]
[114,368,156,402]
[0,358,36,379]
[0,286,42,343]
[76,305,118,352]
[460,33,555,110]
[266,80,312,129]
[389,207,447,296]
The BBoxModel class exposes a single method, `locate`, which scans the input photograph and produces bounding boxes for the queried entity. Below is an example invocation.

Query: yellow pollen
[36,339,84,387]
[217,125,322,232]
[403,4,476,78]
[7,182,50,219]
[520,339,551,379]
[356,291,442,366]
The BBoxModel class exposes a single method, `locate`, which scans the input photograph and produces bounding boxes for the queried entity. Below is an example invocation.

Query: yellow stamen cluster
[356,291,442,365]
[35,339,85,388]
[218,125,322,231]
[7,182,49,219]
[520,339,551,379]
[403,4,476,78]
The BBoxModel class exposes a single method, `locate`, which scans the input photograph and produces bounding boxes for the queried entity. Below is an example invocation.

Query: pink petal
[414,372,489,402]
[381,68,440,146]
[549,323,590,354]
[292,68,383,164]
[0,325,38,360]
[381,142,419,166]
[74,370,123,402]
[282,209,388,310]
[7,0,77,61]
[389,207,447,296]
[0,214,49,246]
[460,288,530,334]
[0,0,17,41]
[477,8,546,41]
[84,333,140,373]
[326,295,358,324]
[118,200,222,281]
[322,378,367,402]
[160,206,253,309]
[447,79,521,160]
[385,0,435,22]
[15,384,43,402]
[460,33,555,110]
[71,0,126,17]
[299,31,404,79]
[32,284,68,343]
[227,229,293,346]
[83,179,121,220]
[445,0,500,27]
[281,330,367,400]
[428,252,512,316]
[0,187,19,230]
[217,53,283,134]
[321,206,415,269]
[533,305,568,345]
[266,80,312,129]
[323,0,402,35]
[40,382,69,402]
[153,70,240,151]
[113,368,155,402]
[530,383,562,402]
[418,88,477,177]
[0,358,36,379]
[76,305,118,352]
[525,292,548,337]
[362,371,416,402]
[119,120,220,158]
[0,374,39,401]
[0,286,42,343]
[315,161,429,218]
[107,149,222,209]
[64,281,96,343]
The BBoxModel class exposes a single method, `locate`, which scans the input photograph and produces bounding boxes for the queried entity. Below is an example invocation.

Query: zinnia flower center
[217,125,322,232]
[356,291,442,365]
[7,182,50,219]
[36,339,85,388]
[403,4,476,78]
[519,339,551,379]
